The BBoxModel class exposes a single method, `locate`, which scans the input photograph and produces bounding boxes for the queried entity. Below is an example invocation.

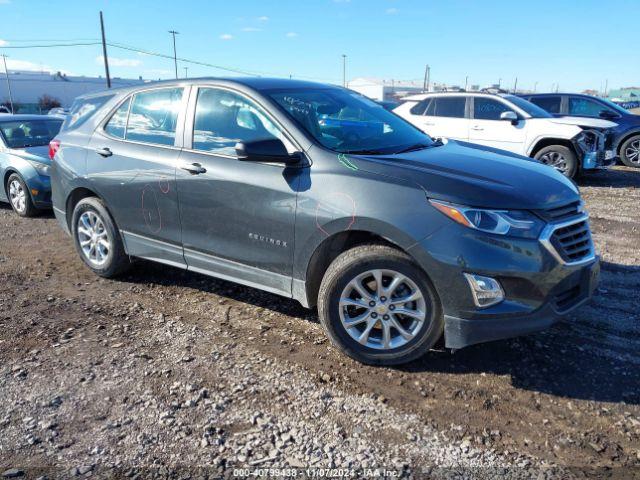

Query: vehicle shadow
[123,259,639,405]
[401,259,640,405]
[578,165,640,188]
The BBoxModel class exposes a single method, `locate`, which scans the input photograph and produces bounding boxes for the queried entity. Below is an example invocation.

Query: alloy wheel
[539,151,568,174]
[338,269,427,350]
[77,211,111,267]
[625,139,640,166]
[8,179,26,214]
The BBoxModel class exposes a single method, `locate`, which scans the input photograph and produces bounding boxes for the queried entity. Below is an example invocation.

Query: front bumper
[408,217,599,349]
[444,259,599,349]
[24,174,52,208]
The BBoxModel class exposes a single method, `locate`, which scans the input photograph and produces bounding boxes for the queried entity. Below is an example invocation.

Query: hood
[7,145,51,165]
[353,140,579,210]
[549,116,617,129]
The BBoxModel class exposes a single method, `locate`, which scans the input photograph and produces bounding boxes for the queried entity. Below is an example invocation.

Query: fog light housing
[463,273,504,308]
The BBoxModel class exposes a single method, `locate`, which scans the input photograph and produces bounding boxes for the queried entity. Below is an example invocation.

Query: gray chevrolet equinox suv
[50,78,599,365]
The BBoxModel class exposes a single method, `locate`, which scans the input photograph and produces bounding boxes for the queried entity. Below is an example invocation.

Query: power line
[0,42,102,49]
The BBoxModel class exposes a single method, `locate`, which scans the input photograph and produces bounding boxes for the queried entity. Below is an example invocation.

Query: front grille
[537,201,582,222]
[555,286,581,311]
[551,219,593,263]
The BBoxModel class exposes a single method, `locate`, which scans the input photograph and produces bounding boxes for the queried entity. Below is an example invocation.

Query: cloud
[258,16,269,22]
[95,55,141,67]
[285,32,299,38]
[219,33,234,40]
[386,7,398,14]
[241,27,262,32]
[5,58,53,72]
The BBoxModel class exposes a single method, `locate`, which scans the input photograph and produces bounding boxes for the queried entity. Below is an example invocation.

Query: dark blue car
[0,115,63,216]
[521,93,640,168]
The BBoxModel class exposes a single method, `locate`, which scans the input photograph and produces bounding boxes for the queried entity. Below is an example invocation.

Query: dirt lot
[0,166,639,479]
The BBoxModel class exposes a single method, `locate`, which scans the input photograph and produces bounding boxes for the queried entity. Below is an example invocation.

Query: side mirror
[500,111,518,122]
[235,138,300,164]
[598,110,618,120]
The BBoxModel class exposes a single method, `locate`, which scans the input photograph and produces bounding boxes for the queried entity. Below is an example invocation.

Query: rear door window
[432,97,466,118]
[473,98,514,120]
[125,88,184,146]
[529,96,562,114]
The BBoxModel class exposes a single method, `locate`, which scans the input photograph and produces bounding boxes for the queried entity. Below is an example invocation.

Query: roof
[0,114,62,122]
[400,91,511,101]
[75,76,339,101]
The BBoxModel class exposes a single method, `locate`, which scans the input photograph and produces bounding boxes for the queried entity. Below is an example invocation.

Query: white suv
[394,92,616,178]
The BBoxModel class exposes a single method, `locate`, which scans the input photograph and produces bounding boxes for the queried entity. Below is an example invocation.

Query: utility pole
[183,67,188,78]
[534,81,538,92]
[169,30,179,80]
[464,75,468,91]
[342,54,347,87]
[423,64,430,92]
[1,55,14,113]
[513,77,518,93]
[604,79,608,97]
[99,11,111,88]
[498,78,502,88]
[555,83,559,93]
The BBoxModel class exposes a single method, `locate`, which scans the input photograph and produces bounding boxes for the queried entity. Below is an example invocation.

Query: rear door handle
[95,147,113,157]
[181,163,207,174]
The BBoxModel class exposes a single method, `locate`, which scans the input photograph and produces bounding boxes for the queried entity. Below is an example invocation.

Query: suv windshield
[503,95,552,118]
[268,88,434,154]
[0,119,63,148]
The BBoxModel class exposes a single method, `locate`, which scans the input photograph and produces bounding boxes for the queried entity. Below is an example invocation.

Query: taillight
[49,139,61,160]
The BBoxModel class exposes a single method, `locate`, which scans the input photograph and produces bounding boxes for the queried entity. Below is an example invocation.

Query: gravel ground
[0,166,639,479]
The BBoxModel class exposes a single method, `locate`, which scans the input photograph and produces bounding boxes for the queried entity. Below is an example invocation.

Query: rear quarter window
[62,94,115,131]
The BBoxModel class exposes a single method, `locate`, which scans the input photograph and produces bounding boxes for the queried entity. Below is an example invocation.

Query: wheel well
[304,230,399,308]
[65,187,99,229]
[529,138,576,158]
[616,132,640,154]
[3,169,19,195]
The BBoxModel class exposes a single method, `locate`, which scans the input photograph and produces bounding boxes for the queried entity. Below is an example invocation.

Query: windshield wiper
[342,149,389,155]
[395,140,443,154]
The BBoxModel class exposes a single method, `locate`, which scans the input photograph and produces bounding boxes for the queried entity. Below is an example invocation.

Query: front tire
[620,135,640,168]
[6,173,38,217]
[71,197,131,278]
[534,145,578,178]
[318,244,443,365]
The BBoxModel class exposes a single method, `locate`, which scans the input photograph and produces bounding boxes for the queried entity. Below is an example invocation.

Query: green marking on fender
[338,154,358,171]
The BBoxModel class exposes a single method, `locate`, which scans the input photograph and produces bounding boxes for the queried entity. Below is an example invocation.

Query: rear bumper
[444,258,599,349]
[53,206,70,235]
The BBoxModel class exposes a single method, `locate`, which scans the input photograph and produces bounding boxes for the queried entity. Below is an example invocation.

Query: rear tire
[71,197,131,278]
[6,173,38,217]
[534,145,578,178]
[318,244,443,365]
[620,135,640,168]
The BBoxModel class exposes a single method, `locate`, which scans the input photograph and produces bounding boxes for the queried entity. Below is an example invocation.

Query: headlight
[429,199,544,238]
[27,160,51,177]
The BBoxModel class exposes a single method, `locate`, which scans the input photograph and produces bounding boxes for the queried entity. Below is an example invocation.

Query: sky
[0,0,638,92]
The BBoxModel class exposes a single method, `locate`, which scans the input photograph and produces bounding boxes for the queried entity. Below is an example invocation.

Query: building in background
[348,77,425,101]
[0,70,147,113]
[607,87,640,110]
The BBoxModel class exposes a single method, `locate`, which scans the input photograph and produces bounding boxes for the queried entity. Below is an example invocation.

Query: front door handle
[181,163,206,174]
[95,147,113,157]
[471,126,484,131]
